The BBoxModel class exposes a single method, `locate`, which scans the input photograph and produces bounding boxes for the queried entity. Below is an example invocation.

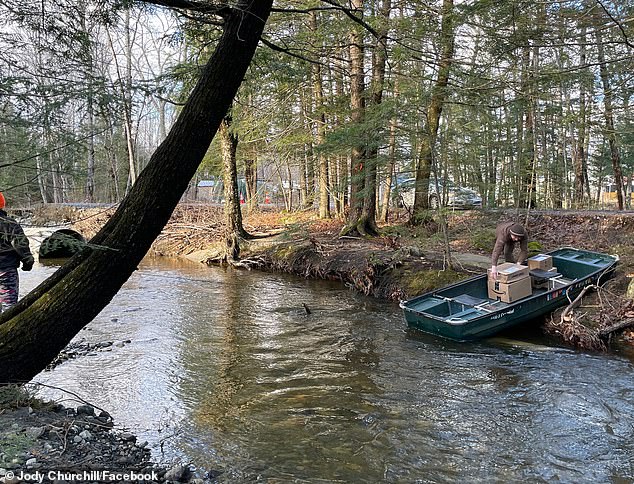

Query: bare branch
[595,0,634,49]
[320,0,381,39]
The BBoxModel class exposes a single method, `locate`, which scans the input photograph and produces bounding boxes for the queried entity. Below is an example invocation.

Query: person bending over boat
[0,192,34,312]
[490,222,528,280]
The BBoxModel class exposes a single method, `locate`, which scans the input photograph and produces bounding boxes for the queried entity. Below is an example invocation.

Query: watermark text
[1,469,158,483]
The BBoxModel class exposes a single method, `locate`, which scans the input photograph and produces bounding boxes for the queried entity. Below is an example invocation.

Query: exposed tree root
[545,284,634,350]
[546,312,606,351]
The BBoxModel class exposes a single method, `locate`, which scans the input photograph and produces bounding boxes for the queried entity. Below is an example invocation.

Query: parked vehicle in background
[394,177,482,209]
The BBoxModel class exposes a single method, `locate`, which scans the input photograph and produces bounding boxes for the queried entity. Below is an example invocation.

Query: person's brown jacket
[491,221,528,265]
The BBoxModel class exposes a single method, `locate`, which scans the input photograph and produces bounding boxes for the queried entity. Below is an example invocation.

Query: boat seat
[411,297,447,313]
[452,294,488,307]
[447,308,483,322]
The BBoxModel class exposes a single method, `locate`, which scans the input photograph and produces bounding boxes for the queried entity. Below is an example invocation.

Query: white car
[396,178,482,209]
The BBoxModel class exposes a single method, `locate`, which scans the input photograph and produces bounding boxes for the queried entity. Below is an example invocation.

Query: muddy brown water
[19,257,634,482]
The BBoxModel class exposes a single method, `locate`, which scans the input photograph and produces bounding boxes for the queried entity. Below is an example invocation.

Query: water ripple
[29,258,634,482]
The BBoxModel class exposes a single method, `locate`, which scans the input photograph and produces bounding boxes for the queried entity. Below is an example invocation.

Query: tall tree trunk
[298,90,309,208]
[485,107,497,208]
[0,0,272,385]
[79,6,96,203]
[106,13,137,195]
[596,25,625,210]
[380,104,398,223]
[573,25,588,208]
[517,45,536,210]
[341,0,367,235]
[86,93,96,202]
[361,0,390,233]
[50,146,62,204]
[124,9,137,193]
[106,122,121,202]
[244,158,257,212]
[36,150,48,203]
[219,114,251,262]
[412,0,454,220]
[332,53,347,218]
[309,12,330,219]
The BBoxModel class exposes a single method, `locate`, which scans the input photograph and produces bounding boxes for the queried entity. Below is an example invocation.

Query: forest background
[0,0,632,227]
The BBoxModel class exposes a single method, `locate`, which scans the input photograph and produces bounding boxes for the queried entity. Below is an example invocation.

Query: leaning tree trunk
[0,0,272,385]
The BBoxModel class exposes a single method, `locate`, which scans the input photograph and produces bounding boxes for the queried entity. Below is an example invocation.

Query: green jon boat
[400,247,618,341]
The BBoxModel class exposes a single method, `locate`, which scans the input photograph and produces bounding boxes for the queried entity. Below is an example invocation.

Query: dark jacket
[0,210,33,271]
[491,221,528,265]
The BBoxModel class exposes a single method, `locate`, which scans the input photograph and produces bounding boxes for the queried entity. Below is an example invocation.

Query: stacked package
[487,263,532,303]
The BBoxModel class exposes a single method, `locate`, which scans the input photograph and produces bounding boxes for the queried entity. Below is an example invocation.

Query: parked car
[395,178,482,209]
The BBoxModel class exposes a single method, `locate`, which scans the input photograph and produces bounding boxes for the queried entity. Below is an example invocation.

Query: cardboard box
[488,276,532,303]
[488,262,529,283]
[527,254,553,271]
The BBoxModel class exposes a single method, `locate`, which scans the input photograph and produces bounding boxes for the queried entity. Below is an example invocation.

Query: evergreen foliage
[0,0,631,213]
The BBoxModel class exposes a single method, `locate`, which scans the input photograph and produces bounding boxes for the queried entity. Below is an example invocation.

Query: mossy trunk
[0,0,272,385]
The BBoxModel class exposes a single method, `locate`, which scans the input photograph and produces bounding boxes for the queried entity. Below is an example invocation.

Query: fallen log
[598,318,634,339]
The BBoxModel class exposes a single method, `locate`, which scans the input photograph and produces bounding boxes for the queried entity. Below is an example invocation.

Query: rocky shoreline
[45,340,132,371]
[0,394,213,484]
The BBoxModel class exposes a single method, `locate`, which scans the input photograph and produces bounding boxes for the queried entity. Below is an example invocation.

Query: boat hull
[401,248,618,341]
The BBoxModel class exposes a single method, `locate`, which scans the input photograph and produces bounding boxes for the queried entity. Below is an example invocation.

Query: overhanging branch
[595,0,634,49]
[140,0,231,17]
[320,0,381,39]
[260,37,321,66]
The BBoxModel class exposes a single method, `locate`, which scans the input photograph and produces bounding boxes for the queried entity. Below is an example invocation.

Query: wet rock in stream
[45,340,132,371]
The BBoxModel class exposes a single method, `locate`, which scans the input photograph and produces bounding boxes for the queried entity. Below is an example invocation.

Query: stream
[20,257,634,482]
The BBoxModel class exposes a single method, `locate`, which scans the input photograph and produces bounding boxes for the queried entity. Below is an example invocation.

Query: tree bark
[362,0,390,233]
[342,0,367,235]
[573,25,588,208]
[219,114,251,262]
[412,0,454,219]
[244,158,257,212]
[309,12,330,219]
[596,24,625,210]
[0,0,272,385]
